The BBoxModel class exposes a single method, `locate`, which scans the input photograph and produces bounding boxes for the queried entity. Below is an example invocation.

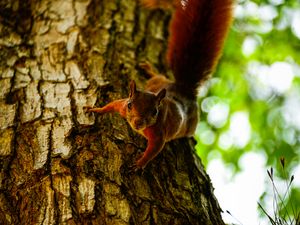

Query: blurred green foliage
[195,0,300,220]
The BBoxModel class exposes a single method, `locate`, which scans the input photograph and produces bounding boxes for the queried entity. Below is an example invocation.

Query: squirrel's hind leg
[139,61,173,93]
[139,61,159,78]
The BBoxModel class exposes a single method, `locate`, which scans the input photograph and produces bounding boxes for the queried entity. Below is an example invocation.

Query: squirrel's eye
[127,102,132,110]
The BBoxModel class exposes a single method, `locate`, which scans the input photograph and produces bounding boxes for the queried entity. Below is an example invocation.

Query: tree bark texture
[0,0,225,224]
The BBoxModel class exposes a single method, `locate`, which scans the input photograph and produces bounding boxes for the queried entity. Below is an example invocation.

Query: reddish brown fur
[140,0,179,9]
[168,0,233,96]
[86,0,234,169]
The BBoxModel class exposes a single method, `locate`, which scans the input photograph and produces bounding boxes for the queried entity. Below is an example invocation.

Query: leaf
[258,202,276,225]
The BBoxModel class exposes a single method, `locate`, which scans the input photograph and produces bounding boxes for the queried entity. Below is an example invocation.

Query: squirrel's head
[126,80,166,131]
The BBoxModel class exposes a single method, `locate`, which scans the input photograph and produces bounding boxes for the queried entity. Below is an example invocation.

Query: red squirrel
[85,0,233,169]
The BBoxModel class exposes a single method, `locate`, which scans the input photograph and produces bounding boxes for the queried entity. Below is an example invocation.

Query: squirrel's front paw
[83,106,93,112]
[128,163,141,174]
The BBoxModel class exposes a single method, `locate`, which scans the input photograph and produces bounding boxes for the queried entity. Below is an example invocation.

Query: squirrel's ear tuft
[157,88,166,103]
[129,80,136,98]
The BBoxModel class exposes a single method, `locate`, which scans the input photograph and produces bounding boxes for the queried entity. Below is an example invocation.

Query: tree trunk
[0,0,225,224]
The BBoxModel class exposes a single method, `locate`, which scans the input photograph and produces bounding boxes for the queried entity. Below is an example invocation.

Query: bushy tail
[167,0,233,97]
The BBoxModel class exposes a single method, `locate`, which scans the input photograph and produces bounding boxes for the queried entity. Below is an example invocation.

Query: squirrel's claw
[128,158,146,174]
[128,163,142,174]
[83,106,93,112]
[83,106,105,114]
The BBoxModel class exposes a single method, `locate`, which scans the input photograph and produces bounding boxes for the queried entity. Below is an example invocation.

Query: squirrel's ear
[156,88,166,103]
[129,80,136,98]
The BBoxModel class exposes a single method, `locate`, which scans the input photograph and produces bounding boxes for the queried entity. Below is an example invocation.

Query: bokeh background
[195,0,300,224]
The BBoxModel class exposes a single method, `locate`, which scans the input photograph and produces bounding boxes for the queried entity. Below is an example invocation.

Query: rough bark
[0,0,225,224]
